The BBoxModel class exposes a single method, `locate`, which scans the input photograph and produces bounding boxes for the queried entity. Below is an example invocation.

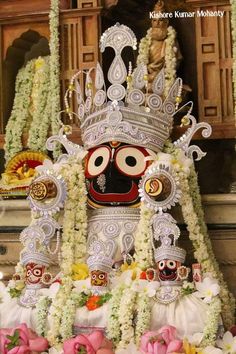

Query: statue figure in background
[137,0,182,93]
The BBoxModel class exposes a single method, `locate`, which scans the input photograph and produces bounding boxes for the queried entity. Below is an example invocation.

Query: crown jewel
[70,23,182,152]
[152,212,186,263]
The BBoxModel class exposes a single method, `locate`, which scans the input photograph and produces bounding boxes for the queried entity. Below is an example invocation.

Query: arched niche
[2,29,50,130]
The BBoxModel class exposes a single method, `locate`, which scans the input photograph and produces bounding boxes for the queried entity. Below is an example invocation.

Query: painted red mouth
[89,181,139,203]
[159,269,177,281]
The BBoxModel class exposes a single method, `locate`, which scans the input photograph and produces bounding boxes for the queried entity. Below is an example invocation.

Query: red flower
[86,295,101,311]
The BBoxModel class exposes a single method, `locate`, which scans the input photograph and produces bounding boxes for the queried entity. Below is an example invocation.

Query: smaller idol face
[157,259,181,282]
[26,262,45,285]
[91,270,108,287]
[85,142,154,208]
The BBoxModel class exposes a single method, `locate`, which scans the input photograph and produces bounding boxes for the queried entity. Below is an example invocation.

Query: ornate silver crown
[152,213,186,263]
[69,23,183,152]
[20,225,51,266]
[87,240,116,273]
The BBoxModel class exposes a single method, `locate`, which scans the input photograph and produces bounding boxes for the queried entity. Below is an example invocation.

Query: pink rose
[63,331,114,354]
[0,323,48,354]
[140,326,183,354]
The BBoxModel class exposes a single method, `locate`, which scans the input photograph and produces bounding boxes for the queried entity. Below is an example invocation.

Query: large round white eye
[115,146,148,177]
[167,260,177,269]
[33,268,42,277]
[26,270,31,277]
[98,273,105,280]
[158,260,165,270]
[86,146,111,177]
[91,274,97,280]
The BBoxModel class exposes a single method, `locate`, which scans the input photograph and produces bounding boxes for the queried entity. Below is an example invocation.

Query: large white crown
[152,213,186,264]
[20,225,51,266]
[70,23,183,152]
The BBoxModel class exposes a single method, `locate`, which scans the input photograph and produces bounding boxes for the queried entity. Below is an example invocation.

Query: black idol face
[85,142,154,208]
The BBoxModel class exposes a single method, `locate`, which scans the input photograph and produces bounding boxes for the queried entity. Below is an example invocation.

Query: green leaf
[6,329,20,350]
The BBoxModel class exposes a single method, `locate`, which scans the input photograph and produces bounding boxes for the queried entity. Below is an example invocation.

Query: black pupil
[95,156,103,166]
[126,156,136,167]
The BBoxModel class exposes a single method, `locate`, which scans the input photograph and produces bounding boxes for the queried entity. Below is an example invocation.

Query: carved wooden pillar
[186,0,235,138]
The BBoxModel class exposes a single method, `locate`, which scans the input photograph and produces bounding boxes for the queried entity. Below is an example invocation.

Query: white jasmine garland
[60,292,82,340]
[134,203,154,269]
[4,59,35,163]
[201,296,222,347]
[107,284,125,345]
[188,166,235,328]
[135,293,151,343]
[48,155,87,345]
[49,0,61,159]
[28,57,51,152]
[118,287,137,348]
[35,296,51,336]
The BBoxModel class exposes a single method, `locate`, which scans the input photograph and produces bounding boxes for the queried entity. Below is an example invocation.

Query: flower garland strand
[201,296,222,347]
[35,296,51,336]
[4,59,35,163]
[49,0,61,159]
[231,0,236,116]
[188,166,235,328]
[28,57,51,152]
[137,26,177,96]
[180,171,234,329]
[135,293,151,344]
[48,156,87,345]
[107,284,125,345]
[134,203,154,270]
[118,287,137,348]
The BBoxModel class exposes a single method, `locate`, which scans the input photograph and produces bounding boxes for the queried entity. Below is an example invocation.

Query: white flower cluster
[35,295,51,336]
[107,284,125,345]
[134,204,154,270]
[135,293,151,343]
[28,57,51,152]
[49,0,61,159]
[4,59,35,162]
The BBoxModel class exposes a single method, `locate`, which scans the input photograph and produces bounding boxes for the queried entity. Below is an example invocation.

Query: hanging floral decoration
[47,155,87,346]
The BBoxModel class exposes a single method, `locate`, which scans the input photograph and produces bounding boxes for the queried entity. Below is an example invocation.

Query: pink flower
[140,326,183,354]
[0,323,48,354]
[63,331,114,354]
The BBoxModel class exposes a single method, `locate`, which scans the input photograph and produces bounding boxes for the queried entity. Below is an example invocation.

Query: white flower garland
[231,0,236,116]
[107,284,125,345]
[49,0,61,159]
[187,167,235,329]
[60,292,81,340]
[201,296,222,347]
[134,203,154,270]
[36,295,51,336]
[118,287,137,348]
[137,26,177,96]
[28,57,51,152]
[4,59,35,163]
[135,293,151,343]
[48,156,87,345]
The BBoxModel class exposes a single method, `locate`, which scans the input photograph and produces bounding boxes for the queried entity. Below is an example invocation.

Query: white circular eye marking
[87,146,111,177]
[167,260,177,269]
[115,146,147,177]
[92,274,97,280]
[27,270,31,276]
[98,274,105,280]
[158,261,165,270]
[33,269,42,276]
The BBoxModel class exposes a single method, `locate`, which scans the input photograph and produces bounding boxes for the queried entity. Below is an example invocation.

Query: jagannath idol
[0,23,235,354]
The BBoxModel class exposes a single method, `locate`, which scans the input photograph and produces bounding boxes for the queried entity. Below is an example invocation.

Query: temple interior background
[0,0,236,296]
